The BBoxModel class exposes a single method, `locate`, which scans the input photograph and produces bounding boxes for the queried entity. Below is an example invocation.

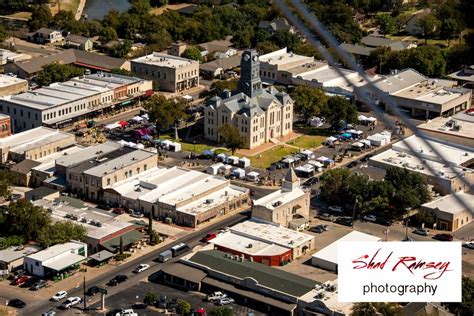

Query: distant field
[150,3,194,15]
[49,0,80,15]
[2,11,32,20]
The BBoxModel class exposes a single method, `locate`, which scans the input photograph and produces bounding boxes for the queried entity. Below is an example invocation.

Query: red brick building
[0,114,11,138]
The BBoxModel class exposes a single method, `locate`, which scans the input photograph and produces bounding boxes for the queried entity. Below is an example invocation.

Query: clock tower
[238,49,262,98]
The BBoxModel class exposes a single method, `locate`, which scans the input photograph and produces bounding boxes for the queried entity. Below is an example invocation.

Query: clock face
[253,55,258,62]
[243,54,250,61]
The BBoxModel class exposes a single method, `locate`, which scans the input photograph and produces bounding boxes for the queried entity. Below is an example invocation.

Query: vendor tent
[218,164,232,175]
[227,156,239,165]
[105,122,120,130]
[131,116,144,122]
[238,157,250,168]
[232,168,246,179]
[325,136,338,144]
[118,121,128,127]
[207,163,224,175]
[216,153,227,162]
[246,171,260,182]
[141,113,149,120]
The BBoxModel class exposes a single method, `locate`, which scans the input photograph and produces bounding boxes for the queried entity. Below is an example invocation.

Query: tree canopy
[182,47,203,62]
[145,95,187,137]
[218,124,244,155]
[444,276,474,316]
[36,63,84,87]
[210,307,234,316]
[39,220,87,248]
[322,96,358,130]
[290,85,328,123]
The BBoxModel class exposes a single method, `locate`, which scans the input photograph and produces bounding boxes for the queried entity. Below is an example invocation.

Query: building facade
[252,168,310,228]
[0,114,11,138]
[131,53,199,92]
[204,49,294,149]
[421,193,473,232]
[0,74,28,97]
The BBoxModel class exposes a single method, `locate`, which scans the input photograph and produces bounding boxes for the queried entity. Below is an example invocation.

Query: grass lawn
[246,145,298,169]
[180,141,214,153]
[3,11,31,19]
[150,3,194,15]
[287,135,325,150]
[49,0,80,15]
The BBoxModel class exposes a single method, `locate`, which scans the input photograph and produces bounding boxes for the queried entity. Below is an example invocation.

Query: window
[137,167,140,173]
[107,178,111,186]
[144,164,147,171]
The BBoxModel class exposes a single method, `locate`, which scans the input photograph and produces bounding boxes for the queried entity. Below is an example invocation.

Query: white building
[229,219,316,258]
[311,231,381,272]
[24,241,87,278]
[369,135,474,195]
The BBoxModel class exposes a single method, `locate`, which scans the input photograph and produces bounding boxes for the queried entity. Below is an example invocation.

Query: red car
[112,208,125,215]
[434,233,454,241]
[12,276,30,286]
[201,233,217,243]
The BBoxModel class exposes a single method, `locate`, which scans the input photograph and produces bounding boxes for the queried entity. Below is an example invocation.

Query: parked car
[133,264,150,273]
[51,290,68,301]
[130,211,144,218]
[412,228,429,236]
[12,275,30,286]
[30,280,48,291]
[109,275,128,286]
[217,297,235,306]
[328,206,343,213]
[86,286,101,296]
[304,177,319,186]
[362,215,377,222]
[464,241,474,249]
[207,291,227,302]
[9,269,25,280]
[42,309,56,316]
[112,208,125,215]
[8,299,26,308]
[115,309,138,316]
[434,233,454,241]
[311,226,325,233]
[317,213,335,222]
[60,297,82,309]
[347,161,358,168]
[157,250,172,263]
[21,277,39,288]
[335,217,353,227]
[201,233,217,243]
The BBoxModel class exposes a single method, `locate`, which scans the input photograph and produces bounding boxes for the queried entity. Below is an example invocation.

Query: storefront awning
[43,253,86,272]
[88,250,114,263]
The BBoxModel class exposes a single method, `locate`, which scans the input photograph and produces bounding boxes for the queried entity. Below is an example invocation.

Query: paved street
[10,211,250,315]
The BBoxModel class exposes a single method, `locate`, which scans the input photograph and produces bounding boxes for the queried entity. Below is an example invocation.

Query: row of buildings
[0,72,152,132]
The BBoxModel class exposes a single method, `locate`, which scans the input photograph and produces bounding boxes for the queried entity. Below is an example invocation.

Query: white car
[207,291,226,302]
[60,296,81,309]
[328,206,343,213]
[363,215,377,222]
[115,309,138,316]
[134,264,150,273]
[464,241,474,249]
[217,297,235,305]
[51,290,67,302]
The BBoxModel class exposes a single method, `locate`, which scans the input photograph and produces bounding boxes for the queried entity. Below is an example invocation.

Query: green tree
[0,25,8,43]
[176,299,191,315]
[0,235,25,250]
[200,79,238,100]
[290,85,328,124]
[145,95,187,138]
[375,14,396,36]
[440,18,460,46]
[36,62,84,87]
[0,170,12,200]
[149,230,160,245]
[210,307,234,316]
[143,291,158,305]
[28,5,53,31]
[352,303,377,316]
[0,0,27,14]
[444,276,474,315]
[119,236,124,255]
[182,46,202,62]
[322,96,358,130]
[39,220,87,248]
[367,46,392,73]
[50,10,76,30]
[255,41,279,54]
[111,68,132,76]
[108,40,132,58]
[352,303,402,316]
[147,211,153,235]
[2,200,51,242]
[417,14,440,44]
[319,168,352,205]
[218,124,244,155]
[100,27,118,44]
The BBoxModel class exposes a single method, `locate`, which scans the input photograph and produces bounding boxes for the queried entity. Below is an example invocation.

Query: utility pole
[351,197,358,229]
[405,219,410,240]
[83,275,86,311]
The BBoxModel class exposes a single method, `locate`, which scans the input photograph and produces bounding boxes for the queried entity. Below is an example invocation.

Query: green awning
[100,230,144,253]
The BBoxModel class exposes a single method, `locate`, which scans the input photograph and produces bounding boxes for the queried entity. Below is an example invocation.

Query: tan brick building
[252,168,310,228]
[0,74,28,97]
[131,53,199,92]
[204,49,294,149]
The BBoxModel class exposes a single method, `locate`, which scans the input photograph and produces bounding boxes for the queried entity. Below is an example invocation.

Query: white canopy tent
[105,122,120,130]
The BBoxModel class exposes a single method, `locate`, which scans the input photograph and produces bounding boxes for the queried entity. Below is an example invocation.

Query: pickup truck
[206,291,226,302]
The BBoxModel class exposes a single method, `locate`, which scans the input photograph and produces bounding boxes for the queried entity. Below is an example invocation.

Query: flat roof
[230,219,315,249]
[42,253,86,271]
[422,192,474,215]
[211,231,290,256]
[67,146,136,175]
[176,185,248,215]
[0,74,27,88]
[132,52,197,68]
[56,141,121,168]
[0,127,74,154]
[259,47,313,69]
[0,246,41,263]
[33,199,134,240]
[83,149,156,177]
[370,69,426,94]
[188,249,318,297]
[299,280,352,315]
[254,187,306,210]
[293,65,358,85]
[390,135,474,166]
[418,112,474,141]
[26,241,85,262]
[312,231,380,265]
[161,263,206,284]
[33,145,85,174]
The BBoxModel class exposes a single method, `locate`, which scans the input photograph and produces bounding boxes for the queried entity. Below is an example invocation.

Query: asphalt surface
[24,211,251,315]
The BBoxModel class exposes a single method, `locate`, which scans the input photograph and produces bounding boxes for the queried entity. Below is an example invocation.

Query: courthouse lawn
[287,135,325,150]
[49,0,80,15]
[247,145,298,169]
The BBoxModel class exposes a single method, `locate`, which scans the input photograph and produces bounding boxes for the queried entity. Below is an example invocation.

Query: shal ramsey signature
[352,248,451,280]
